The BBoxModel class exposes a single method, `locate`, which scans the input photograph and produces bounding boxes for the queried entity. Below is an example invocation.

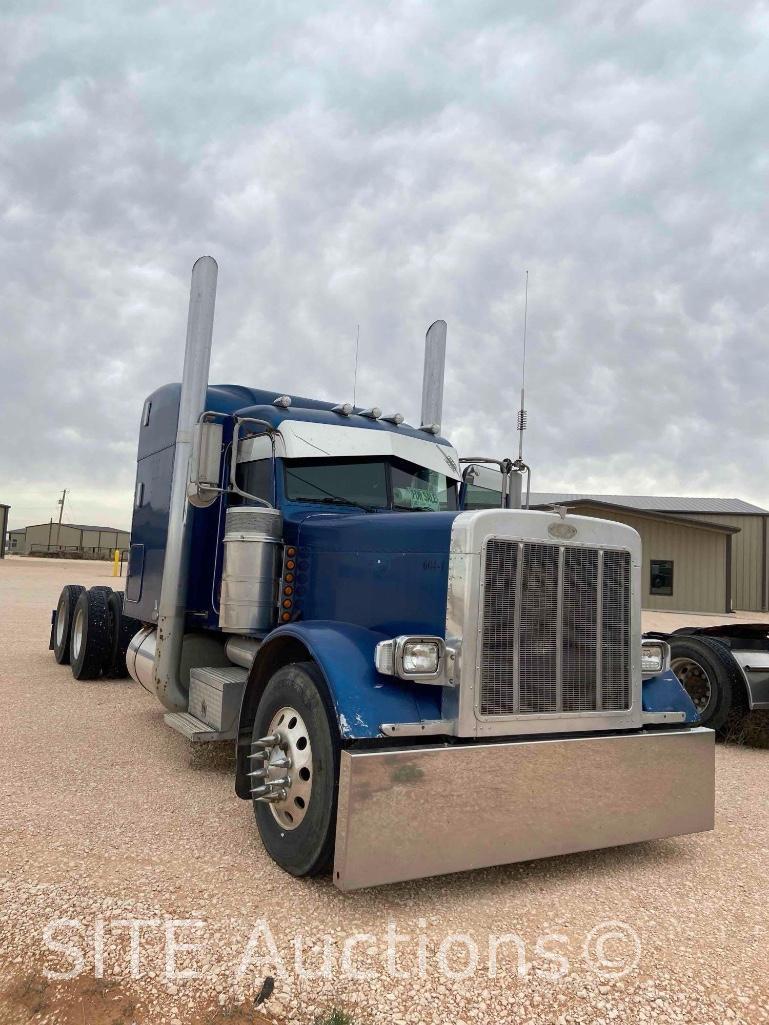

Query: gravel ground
[1,557,769,1024]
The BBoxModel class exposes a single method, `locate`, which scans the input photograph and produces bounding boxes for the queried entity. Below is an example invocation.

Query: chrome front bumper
[333,727,714,890]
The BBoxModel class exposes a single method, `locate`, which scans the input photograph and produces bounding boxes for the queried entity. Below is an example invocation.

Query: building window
[650,559,674,596]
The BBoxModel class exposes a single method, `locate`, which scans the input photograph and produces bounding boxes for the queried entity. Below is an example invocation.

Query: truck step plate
[163,711,236,743]
[333,727,715,891]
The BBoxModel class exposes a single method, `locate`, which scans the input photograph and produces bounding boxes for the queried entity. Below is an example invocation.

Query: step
[188,665,248,733]
[163,711,236,743]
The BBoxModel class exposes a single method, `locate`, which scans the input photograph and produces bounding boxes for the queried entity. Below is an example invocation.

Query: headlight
[402,640,441,675]
[374,636,445,681]
[641,639,670,676]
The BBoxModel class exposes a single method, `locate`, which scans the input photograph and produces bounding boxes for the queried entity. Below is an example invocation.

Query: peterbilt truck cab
[76,258,717,890]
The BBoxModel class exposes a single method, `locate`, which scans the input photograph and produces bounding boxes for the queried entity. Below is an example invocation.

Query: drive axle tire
[70,588,111,680]
[669,635,746,733]
[251,662,341,877]
[53,584,86,664]
[106,591,141,678]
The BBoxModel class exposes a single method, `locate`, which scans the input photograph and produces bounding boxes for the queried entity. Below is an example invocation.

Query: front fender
[246,621,443,741]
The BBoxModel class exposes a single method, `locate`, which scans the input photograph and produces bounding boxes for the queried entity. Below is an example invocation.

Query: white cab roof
[238,420,463,480]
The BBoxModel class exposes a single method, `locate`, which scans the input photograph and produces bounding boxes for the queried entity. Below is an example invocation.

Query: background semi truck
[49,256,715,890]
[655,626,769,734]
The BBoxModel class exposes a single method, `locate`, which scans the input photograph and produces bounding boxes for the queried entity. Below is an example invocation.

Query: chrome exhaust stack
[153,256,218,711]
[419,319,447,434]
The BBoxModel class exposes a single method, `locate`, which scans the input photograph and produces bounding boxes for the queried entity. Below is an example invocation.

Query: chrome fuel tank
[219,507,283,634]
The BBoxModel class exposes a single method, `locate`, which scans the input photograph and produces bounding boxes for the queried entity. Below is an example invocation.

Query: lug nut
[250,784,273,798]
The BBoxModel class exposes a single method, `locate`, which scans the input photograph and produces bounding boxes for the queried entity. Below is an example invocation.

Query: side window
[238,458,273,503]
[650,559,674,596]
[464,482,503,510]
[461,465,505,510]
[236,434,274,504]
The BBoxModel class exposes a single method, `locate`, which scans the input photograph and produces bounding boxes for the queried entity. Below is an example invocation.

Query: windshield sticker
[394,486,441,510]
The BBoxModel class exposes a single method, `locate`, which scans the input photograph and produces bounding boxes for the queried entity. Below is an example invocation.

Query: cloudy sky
[2,0,769,531]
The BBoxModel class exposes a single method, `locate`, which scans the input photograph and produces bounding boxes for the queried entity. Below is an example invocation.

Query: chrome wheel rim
[266,706,313,830]
[71,606,85,661]
[55,596,66,647]
[671,656,712,712]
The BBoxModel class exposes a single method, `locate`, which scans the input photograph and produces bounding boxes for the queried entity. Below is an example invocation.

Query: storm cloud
[2,0,768,529]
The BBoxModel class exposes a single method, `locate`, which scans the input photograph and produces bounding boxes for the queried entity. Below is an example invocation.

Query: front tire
[251,662,340,877]
[670,635,746,732]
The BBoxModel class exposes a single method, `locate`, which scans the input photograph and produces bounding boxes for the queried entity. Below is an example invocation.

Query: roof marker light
[419,423,440,435]
[359,407,382,420]
[273,395,291,408]
[380,412,404,425]
[333,402,354,416]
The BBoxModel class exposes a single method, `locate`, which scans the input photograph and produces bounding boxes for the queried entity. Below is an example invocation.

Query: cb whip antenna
[517,270,529,461]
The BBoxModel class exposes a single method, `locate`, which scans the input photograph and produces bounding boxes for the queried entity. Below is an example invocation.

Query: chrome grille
[562,548,598,711]
[518,543,558,713]
[480,539,631,717]
[601,550,632,710]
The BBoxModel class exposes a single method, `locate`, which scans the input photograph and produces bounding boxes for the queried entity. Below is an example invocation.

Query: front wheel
[669,635,746,732]
[250,662,340,877]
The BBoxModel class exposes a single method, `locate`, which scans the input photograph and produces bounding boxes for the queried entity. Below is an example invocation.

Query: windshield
[391,459,455,511]
[284,456,457,511]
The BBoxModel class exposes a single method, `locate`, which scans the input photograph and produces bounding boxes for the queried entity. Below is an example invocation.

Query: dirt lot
[1,557,768,1025]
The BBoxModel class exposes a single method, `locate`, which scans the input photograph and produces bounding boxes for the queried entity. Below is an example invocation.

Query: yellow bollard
[112,548,120,577]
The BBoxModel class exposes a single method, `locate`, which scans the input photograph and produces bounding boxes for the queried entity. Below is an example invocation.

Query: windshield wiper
[293,495,379,513]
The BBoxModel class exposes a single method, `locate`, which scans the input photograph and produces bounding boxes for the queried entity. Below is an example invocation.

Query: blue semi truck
[51,257,715,890]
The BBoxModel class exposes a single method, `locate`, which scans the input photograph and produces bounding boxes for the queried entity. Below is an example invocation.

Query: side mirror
[187,419,223,508]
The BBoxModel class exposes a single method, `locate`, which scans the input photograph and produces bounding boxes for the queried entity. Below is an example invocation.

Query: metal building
[531,494,769,614]
[7,521,130,559]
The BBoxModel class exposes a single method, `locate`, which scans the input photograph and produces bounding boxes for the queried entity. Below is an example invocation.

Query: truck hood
[292,510,459,555]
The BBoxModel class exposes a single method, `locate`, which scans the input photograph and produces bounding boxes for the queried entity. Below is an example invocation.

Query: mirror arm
[459,456,523,510]
[229,417,277,508]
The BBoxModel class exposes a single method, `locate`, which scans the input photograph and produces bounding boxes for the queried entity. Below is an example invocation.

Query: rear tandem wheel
[70,587,112,680]
[53,584,86,664]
